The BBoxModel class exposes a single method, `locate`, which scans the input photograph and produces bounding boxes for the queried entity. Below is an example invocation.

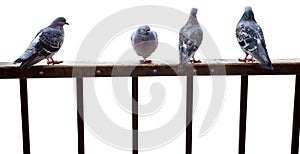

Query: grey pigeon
[179,8,203,70]
[236,6,273,70]
[14,17,69,69]
[131,25,158,63]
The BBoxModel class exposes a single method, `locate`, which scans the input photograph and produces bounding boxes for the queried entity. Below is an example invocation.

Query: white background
[0,0,299,154]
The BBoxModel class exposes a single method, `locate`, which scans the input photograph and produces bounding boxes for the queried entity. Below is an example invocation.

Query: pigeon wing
[13,30,43,64]
[39,27,64,52]
[236,22,272,69]
[15,27,64,69]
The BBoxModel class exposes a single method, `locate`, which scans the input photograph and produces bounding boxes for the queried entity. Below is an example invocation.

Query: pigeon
[14,17,69,70]
[131,25,158,63]
[179,8,203,70]
[236,6,273,70]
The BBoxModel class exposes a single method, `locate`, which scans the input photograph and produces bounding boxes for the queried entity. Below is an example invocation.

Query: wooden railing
[0,59,299,154]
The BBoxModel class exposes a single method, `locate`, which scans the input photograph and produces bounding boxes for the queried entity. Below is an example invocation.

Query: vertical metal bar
[291,75,300,154]
[186,76,193,154]
[76,78,85,154]
[19,78,31,154]
[132,77,138,154]
[239,75,248,154]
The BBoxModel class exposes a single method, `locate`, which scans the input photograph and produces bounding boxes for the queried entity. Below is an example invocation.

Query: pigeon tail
[18,53,48,70]
[259,62,273,70]
[257,53,273,70]
[251,42,273,70]
[178,39,184,50]
[13,58,23,64]
[178,47,190,72]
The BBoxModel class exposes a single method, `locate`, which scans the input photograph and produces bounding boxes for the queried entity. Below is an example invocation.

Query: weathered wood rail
[0,59,299,154]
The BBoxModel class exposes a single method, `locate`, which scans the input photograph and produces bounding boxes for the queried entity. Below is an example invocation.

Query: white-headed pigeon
[179,8,203,70]
[14,17,69,69]
[131,25,158,63]
[236,6,273,70]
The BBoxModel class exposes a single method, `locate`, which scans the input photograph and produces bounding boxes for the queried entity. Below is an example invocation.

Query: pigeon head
[138,25,151,35]
[190,8,198,17]
[50,17,69,27]
[242,6,256,21]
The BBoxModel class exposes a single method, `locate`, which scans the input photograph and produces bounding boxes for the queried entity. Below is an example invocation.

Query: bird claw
[238,57,254,62]
[190,59,201,63]
[140,59,152,64]
[190,56,201,63]
[47,60,63,65]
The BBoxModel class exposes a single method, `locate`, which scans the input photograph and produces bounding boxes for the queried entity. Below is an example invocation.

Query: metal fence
[0,59,299,154]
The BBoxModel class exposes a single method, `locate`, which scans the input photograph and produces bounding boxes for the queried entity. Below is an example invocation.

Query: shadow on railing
[0,59,299,154]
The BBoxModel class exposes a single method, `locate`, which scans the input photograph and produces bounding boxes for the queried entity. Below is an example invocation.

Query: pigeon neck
[241,14,256,22]
[188,15,199,26]
[49,24,64,30]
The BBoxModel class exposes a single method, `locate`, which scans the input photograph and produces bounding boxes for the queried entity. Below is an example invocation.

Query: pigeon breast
[131,30,158,59]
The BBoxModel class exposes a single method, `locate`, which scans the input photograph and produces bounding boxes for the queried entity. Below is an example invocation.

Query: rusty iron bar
[132,77,138,154]
[186,76,193,154]
[19,78,31,154]
[2,59,300,78]
[239,75,248,154]
[291,75,300,154]
[1,60,299,154]
[76,78,85,154]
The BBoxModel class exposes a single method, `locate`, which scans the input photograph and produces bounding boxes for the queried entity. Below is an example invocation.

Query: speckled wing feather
[179,8,203,70]
[14,27,64,69]
[236,6,273,70]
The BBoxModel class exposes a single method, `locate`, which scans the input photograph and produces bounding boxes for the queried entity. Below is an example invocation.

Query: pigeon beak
[145,30,150,34]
